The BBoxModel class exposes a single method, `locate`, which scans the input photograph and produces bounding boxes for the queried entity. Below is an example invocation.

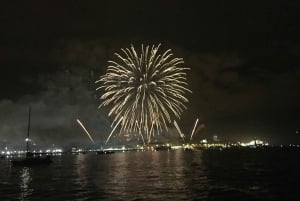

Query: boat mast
[26,106,31,153]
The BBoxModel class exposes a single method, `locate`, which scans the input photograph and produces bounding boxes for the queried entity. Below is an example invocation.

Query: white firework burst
[96,44,191,144]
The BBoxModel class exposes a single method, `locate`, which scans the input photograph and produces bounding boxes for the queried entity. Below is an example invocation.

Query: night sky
[0,0,299,147]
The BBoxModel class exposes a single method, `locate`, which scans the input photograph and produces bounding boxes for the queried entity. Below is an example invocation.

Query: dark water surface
[1,148,300,201]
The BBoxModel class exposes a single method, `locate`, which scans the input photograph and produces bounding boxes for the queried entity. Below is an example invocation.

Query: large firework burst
[96,44,191,144]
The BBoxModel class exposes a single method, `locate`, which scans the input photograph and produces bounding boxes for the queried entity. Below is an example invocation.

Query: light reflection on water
[74,154,89,189]
[19,167,33,201]
[102,150,208,200]
[108,151,128,192]
[0,149,299,200]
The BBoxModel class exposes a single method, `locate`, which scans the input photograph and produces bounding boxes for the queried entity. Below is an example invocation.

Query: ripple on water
[0,149,300,200]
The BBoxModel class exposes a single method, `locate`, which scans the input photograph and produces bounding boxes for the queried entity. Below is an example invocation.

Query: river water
[0,148,299,201]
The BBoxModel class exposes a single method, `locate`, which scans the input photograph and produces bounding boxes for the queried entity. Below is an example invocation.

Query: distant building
[213,135,220,142]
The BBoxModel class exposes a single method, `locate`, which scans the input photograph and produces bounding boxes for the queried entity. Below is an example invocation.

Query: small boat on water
[11,153,52,166]
[154,145,171,151]
[183,147,194,151]
[11,106,52,166]
[96,150,115,155]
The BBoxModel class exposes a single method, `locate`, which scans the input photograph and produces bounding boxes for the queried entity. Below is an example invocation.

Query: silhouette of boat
[183,144,195,151]
[11,153,52,166]
[183,147,194,151]
[11,106,52,166]
[96,150,115,155]
[154,145,171,151]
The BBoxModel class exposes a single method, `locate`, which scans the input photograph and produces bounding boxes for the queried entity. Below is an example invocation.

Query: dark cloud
[182,49,300,144]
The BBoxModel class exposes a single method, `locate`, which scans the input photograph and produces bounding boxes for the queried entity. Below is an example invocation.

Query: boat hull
[96,150,115,155]
[11,156,52,166]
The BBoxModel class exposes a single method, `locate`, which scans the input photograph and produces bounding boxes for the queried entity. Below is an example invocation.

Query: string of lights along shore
[96,44,192,144]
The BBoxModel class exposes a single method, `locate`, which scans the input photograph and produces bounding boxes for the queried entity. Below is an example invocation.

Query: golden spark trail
[76,119,95,144]
[190,118,199,141]
[173,120,185,141]
[105,116,123,144]
[136,120,146,145]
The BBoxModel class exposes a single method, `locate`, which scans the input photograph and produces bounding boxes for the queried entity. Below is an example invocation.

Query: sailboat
[11,106,52,166]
